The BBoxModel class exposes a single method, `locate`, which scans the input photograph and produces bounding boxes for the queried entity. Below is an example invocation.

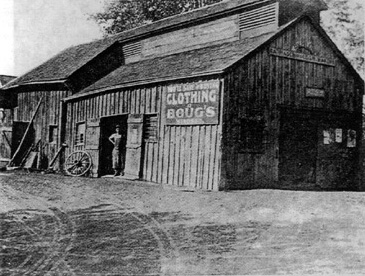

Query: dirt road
[1,171,365,275]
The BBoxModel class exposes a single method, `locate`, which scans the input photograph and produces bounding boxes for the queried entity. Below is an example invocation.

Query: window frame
[75,121,86,146]
[48,124,58,144]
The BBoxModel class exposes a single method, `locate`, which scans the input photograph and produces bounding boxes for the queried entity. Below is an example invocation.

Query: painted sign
[165,81,220,125]
[306,88,325,98]
[335,128,343,143]
[269,47,335,66]
[347,130,356,148]
[323,130,332,144]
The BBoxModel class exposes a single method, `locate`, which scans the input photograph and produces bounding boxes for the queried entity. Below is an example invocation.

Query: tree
[90,0,223,35]
[321,0,364,77]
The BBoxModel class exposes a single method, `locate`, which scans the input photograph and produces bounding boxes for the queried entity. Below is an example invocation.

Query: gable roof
[2,0,331,92]
[3,37,118,90]
[65,15,363,102]
[71,33,276,99]
[3,0,275,91]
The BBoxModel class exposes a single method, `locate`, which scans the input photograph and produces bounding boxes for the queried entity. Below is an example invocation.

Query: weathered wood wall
[124,2,279,63]
[222,18,363,190]
[141,15,239,60]
[65,79,222,190]
[16,90,70,169]
[121,14,239,64]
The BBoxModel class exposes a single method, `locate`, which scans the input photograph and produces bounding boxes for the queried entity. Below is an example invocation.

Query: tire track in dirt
[2,180,234,275]
[0,185,76,276]
[100,194,182,275]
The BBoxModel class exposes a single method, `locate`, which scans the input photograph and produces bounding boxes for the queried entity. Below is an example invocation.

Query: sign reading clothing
[165,81,220,125]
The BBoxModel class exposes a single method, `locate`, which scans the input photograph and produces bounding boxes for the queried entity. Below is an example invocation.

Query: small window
[143,114,158,141]
[49,125,58,144]
[238,117,265,153]
[75,122,85,145]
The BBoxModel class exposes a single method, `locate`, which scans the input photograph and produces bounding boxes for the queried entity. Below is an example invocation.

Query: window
[238,117,265,153]
[143,114,158,141]
[75,122,85,145]
[49,125,58,144]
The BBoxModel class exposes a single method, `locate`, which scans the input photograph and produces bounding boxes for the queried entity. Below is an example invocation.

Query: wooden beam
[48,143,68,169]
[8,97,43,167]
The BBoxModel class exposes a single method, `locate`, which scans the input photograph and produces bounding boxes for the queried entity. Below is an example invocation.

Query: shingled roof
[4,0,329,91]
[66,13,365,102]
[3,0,274,90]
[0,75,16,87]
[66,31,279,101]
[4,37,118,89]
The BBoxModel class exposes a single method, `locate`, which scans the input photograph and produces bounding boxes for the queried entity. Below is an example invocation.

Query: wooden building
[62,0,364,191]
[0,38,125,169]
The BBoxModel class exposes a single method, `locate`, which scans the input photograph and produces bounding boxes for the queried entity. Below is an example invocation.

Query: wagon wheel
[65,151,92,177]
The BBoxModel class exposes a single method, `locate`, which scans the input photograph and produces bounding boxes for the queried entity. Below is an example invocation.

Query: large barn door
[279,112,318,187]
[11,121,35,166]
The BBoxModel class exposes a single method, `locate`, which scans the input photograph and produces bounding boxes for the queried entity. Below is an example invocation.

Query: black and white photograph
[0,0,364,275]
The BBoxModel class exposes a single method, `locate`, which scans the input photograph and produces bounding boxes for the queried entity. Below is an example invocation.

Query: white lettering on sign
[269,47,335,67]
[165,81,220,125]
[347,130,356,148]
[335,128,343,143]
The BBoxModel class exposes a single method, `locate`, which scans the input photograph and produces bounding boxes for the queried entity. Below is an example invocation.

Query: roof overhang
[63,70,224,102]
[2,79,69,92]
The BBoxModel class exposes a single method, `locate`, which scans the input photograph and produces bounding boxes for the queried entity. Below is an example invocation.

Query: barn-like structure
[1,0,364,191]
[1,37,125,169]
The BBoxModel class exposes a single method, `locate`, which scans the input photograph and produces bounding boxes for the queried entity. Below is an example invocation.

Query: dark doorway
[99,115,128,176]
[279,111,318,187]
[11,121,35,166]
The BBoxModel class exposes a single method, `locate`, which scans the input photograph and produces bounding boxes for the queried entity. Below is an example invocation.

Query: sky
[0,0,105,77]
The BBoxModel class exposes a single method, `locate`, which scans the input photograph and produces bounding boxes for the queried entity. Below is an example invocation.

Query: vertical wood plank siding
[16,90,70,169]
[222,19,362,189]
[66,79,222,190]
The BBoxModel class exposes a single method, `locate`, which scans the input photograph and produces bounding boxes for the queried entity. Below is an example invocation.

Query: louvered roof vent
[122,41,142,61]
[239,2,278,38]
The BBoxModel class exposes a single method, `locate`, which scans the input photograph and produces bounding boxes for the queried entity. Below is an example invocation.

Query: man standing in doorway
[109,125,124,177]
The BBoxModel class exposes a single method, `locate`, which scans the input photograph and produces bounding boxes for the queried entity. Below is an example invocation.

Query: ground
[1,171,365,275]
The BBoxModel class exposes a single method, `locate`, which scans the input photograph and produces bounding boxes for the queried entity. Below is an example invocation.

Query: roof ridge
[109,0,272,42]
[5,0,271,90]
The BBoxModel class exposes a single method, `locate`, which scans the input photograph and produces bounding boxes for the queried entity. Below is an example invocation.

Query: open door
[99,115,128,176]
[123,114,144,179]
[11,121,35,166]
